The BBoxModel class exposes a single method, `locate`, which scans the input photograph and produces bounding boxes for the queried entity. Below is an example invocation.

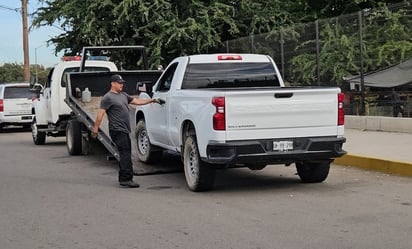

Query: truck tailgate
[3,99,32,116]
[225,87,341,140]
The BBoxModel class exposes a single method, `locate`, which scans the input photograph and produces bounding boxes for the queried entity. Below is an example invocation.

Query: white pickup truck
[135,53,346,191]
[31,56,118,145]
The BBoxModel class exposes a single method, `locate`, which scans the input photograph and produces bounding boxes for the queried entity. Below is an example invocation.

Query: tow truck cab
[31,56,118,144]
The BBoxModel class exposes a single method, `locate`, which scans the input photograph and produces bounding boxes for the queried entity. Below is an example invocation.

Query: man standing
[92,74,160,188]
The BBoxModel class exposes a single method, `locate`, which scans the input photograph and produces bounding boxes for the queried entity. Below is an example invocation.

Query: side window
[61,67,79,87]
[60,67,110,87]
[156,63,178,92]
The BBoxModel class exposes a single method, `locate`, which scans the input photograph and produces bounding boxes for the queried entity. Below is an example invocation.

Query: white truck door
[147,63,178,146]
[42,85,52,123]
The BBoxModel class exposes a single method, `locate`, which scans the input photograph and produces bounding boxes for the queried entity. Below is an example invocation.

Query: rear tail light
[212,96,225,130]
[0,99,3,112]
[338,93,344,126]
[62,55,81,61]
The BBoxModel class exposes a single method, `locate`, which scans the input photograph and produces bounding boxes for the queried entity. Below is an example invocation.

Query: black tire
[66,119,82,155]
[135,120,162,164]
[183,135,216,192]
[296,161,331,183]
[246,163,267,171]
[31,117,46,145]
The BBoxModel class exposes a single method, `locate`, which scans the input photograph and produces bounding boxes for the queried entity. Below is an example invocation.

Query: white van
[0,83,35,131]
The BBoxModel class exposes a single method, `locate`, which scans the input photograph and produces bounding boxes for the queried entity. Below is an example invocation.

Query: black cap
[110,74,126,83]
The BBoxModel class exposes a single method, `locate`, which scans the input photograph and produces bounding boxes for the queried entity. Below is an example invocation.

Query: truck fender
[32,98,48,125]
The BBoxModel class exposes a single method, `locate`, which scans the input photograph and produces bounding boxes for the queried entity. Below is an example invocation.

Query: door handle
[274,92,293,98]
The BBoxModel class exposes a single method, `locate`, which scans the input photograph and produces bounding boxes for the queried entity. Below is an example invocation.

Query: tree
[306,0,406,18]
[0,63,25,82]
[0,63,50,84]
[32,0,315,67]
[289,4,412,85]
[32,0,410,80]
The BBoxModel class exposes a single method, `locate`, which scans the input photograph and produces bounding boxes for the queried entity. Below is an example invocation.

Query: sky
[0,0,63,67]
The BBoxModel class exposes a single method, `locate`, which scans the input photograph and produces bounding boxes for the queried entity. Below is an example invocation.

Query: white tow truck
[31,56,118,144]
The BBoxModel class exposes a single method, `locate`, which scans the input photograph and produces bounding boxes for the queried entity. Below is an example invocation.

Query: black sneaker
[119,180,140,188]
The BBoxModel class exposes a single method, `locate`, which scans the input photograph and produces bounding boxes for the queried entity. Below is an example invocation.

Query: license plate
[273,141,293,151]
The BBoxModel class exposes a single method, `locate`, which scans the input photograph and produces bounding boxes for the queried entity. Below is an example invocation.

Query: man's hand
[91,132,98,139]
[152,98,165,105]
[91,127,98,139]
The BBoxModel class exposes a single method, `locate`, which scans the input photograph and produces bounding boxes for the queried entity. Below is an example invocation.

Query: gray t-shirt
[100,91,133,133]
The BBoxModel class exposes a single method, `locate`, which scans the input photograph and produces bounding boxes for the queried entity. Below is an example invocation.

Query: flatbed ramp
[77,96,182,175]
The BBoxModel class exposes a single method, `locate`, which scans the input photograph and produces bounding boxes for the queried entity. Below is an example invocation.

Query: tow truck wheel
[135,120,162,164]
[31,117,46,145]
[183,135,216,192]
[296,160,331,183]
[66,120,82,155]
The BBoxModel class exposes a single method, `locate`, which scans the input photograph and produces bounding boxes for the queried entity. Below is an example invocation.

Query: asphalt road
[1,128,411,249]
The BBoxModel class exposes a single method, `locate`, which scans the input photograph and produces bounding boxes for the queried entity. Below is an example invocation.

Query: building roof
[345,58,412,88]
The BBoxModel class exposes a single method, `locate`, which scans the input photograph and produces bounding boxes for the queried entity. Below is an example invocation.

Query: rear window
[181,62,280,89]
[4,86,36,99]
[61,66,111,87]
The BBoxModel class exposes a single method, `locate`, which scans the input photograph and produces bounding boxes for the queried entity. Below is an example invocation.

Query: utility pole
[22,0,30,82]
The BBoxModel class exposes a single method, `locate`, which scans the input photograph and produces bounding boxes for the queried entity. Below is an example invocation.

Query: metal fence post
[251,35,254,53]
[315,20,321,86]
[280,31,285,78]
[358,10,366,115]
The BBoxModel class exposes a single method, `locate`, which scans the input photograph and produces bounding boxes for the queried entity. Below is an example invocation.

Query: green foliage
[289,3,412,86]
[0,63,50,84]
[31,0,412,83]
[0,63,25,82]
[306,0,405,17]
[364,5,412,68]
[32,0,316,68]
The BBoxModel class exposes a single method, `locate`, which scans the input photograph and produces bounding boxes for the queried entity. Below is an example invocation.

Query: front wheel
[31,117,46,145]
[135,120,162,164]
[183,135,216,192]
[296,161,331,183]
[66,120,82,155]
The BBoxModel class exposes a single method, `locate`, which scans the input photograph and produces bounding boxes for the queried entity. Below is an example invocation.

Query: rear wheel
[66,119,82,155]
[183,135,216,192]
[296,161,331,183]
[246,163,267,171]
[135,120,162,164]
[31,118,46,145]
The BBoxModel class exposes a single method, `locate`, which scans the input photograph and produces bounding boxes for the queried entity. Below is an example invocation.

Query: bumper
[0,114,34,126]
[205,136,346,165]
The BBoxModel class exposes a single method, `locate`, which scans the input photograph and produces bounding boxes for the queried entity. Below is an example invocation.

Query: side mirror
[33,83,45,92]
[29,74,36,89]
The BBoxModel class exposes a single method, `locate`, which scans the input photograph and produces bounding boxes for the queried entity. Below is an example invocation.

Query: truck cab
[32,56,118,145]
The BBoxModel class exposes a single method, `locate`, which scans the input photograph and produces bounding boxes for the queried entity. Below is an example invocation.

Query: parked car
[0,83,36,132]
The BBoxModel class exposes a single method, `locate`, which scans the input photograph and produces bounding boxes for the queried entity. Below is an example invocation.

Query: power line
[0,4,21,12]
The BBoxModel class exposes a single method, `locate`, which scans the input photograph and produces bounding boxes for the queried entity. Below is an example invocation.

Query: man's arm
[92,108,106,138]
[130,97,157,105]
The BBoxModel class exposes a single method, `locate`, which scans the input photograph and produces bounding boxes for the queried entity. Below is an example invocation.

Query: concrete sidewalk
[334,128,412,177]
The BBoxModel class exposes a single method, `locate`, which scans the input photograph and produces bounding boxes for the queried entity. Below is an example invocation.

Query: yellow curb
[334,154,412,177]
